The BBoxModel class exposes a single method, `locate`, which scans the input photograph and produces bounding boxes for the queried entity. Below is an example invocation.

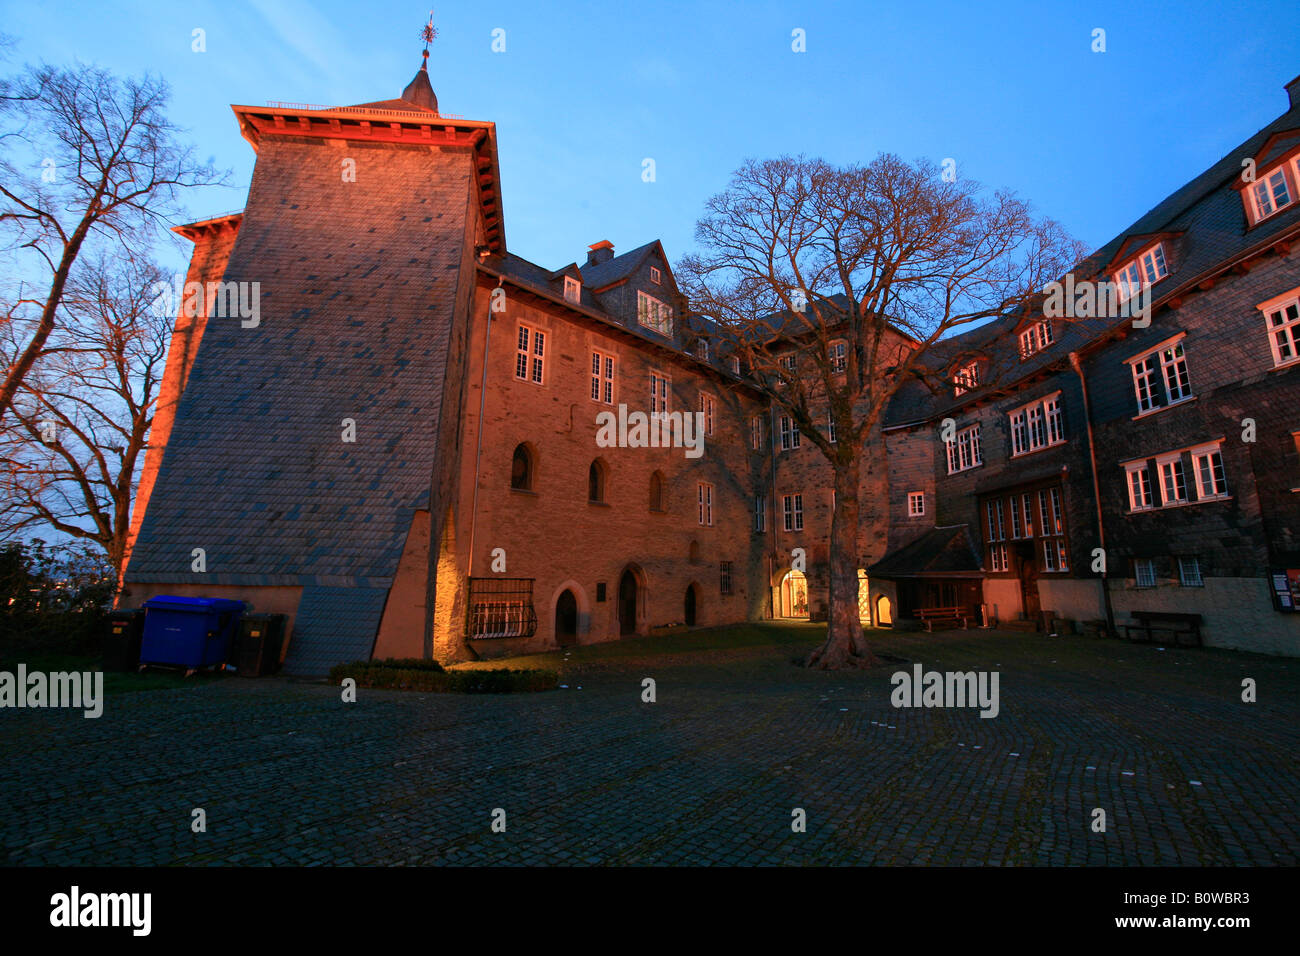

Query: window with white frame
[1129,337,1193,414]
[1191,443,1228,500]
[1134,558,1156,588]
[945,422,983,474]
[699,392,715,436]
[563,276,581,303]
[1125,462,1154,511]
[783,493,804,531]
[1009,394,1064,456]
[515,325,545,384]
[829,341,847,373]
[1249,165,1294,222]
[953,361,981,395]
[1038,487,1068,572]
[780,416,801,450]
[649,266,662,284]
[1260,290,1300,367]
[908,491,925,517]
[1115,243,1168,301]
[1018,320,1054,359]
[590,350,615,404]
[730,355,741,375]
[695,340,710,361]
[650,372,670,415]
[750,416,763,450]
[985,499,1007,571]
[697,482,713,526]
[754,494,766,533]
[1158,454,1188,505]
[827,411,837,444]
[1179,556,1204,587]
[637,290,674,336]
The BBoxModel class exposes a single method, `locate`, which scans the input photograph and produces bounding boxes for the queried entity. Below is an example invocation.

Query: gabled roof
[869,525,983,578]
[583,239,666,290]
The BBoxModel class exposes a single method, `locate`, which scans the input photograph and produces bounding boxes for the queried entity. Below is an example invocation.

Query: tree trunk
[807,453,878,669]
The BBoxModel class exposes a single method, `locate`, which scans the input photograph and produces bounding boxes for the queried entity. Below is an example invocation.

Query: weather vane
[421,11,437,51]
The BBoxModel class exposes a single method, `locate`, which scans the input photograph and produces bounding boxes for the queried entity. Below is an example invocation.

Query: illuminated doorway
[779,570,810,619]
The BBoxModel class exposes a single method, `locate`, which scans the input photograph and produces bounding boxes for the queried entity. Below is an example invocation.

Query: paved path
[2,628,1296,865]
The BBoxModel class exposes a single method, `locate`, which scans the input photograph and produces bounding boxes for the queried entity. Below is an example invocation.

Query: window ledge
[509,487,538,497]
[588,500,610,507]
[1129,495,1232,515]
[1131,395,1196,421]
[1271,357,1300,373]
[1009,441,1067,461]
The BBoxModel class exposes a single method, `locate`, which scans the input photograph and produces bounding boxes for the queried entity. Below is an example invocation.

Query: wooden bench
[1121,610,1203,647]
[917,606,969,632]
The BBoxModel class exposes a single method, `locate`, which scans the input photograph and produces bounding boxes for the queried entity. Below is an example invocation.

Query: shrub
[328,659,555,693]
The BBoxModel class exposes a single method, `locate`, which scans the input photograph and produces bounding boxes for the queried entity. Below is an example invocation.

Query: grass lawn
[0,651,222,694]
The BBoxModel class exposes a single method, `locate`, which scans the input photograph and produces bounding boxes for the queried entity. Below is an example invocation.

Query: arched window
[588,459,607,503]
[649,471,665,512]
[511,444,533,490]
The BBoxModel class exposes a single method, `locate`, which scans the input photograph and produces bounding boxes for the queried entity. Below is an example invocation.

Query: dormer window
[1018,320,1054,360]
[1250,165,1294,221]
[637,291,674,336]
[729,355,741,375]
[564,276,581,304]
[694,339,709,361]
[650,266,662,284]
[953,361,981,396]
[1114,243,1168,301]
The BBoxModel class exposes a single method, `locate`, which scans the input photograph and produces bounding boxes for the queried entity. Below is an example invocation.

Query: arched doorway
[857,569,871,624]
[779,570,809,619]
[875,594,893,626]
[684,584,698,626]
[618,568,640,636]
[555,589,578,646]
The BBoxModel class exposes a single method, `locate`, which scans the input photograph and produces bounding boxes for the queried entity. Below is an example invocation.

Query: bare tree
[0,61,222,419]
[0,252,170,571]
[678,155,1084,669]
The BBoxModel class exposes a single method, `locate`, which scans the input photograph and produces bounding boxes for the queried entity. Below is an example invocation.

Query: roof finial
[420,10,437,72]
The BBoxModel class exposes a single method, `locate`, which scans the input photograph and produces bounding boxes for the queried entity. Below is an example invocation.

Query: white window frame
[827,412,837,444]
[1134,558,1157,588]
[515,324,545,385]
[563,275,581,303]
[699,392,715,436]
[590,349,615,405]
[780,415,801,451]
[907,491,925,517]
[695,340,710,361]
[953,361,980,395]
[1114,242,1168,301]
[637,290,674,336]
[1009,393,1064,457]
[1126,334,1193,415]
[945,422,983,474]
[650,371,670,416]
[750,416,763,450]
[698,482,713,526]
[1158,453,1188,505]
[783,493,804,532]
[1190,442,1228,500]
[1178,556,1204,587]
[1125,462,1154,511]
[1259,288,1300,368]
[730,355,742,375]
[754,494,766,533]
[1018,320,1054,359]
[829,340,847,373]
[649,266,662,284]
[1248,162,1295,223]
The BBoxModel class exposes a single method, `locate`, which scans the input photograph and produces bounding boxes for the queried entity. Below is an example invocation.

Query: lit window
[1115,243,1168,301]
[699,392,715,436]
[1133,559,1156,588]
[1179,556,1203,587]
[697,482,713,526]
[829,341,847,373]
[1260,291,1300,367]
[650,372,670,415]
[783,493,804,531]
[953,361,980,395]
[591,350,615,405]
[1129,337,1192,414]
[564,276,581,303]
[945,423,983,474]
[1018,320,1054,359]
[754,495,766,533]
[1009,394,1064,456]
[637,291,674,336]
[780,416,801,451]
[515,325,545,384]
[1126,462,1154,511]
[1191,443,1228,499]
[908,491,925,517]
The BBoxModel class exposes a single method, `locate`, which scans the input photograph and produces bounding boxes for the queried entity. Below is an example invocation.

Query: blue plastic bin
[140,596,245,670]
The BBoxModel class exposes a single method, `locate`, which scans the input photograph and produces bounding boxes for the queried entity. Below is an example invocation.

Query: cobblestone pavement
[2,627,1296,865]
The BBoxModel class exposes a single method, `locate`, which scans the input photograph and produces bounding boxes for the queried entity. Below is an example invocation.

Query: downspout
[1069,351,1116,635]
[770,402,780,618]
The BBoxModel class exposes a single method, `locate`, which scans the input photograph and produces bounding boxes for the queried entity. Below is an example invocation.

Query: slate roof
[869,525,983,578]
[883,89,1300,428]
[581,240,662,290]
[284,586,389,675]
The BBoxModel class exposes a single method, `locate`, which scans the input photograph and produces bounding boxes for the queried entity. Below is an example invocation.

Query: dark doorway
[1015,542,1041,624]
[555,589,578,646]
[619,570,639,635]
[684,584,698,626]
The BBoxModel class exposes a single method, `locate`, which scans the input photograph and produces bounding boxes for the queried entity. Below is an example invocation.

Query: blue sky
[4,0,1300,275]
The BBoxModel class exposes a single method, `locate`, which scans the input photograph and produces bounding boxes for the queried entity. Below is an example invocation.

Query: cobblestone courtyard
[2,625,1296,865]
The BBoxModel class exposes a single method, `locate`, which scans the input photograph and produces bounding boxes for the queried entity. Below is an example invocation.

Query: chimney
[587,240,614,267]
[1287,73,1300,112]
